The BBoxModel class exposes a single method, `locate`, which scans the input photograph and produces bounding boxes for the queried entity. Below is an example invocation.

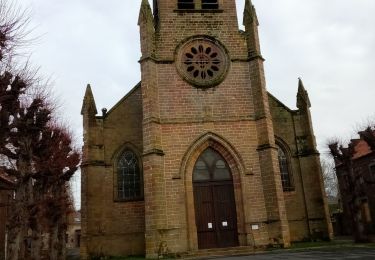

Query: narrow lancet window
[117,149,142,200]
[277,145,294,191]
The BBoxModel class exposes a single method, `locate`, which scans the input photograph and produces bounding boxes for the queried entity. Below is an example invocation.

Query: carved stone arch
[178,132,246,179]
[112,142,144,201]
[181,132,247,250]
[274,136,293,158]
[274,136,294,191]
[111,142,142,164]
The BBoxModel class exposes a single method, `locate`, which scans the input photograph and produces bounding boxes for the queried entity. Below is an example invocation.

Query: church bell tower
[138,0,291,257]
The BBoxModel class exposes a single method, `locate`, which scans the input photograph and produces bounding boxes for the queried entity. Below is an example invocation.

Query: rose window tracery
[176,37,229,88]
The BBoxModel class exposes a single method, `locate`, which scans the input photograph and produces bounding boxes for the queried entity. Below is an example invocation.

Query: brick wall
[268,93,333,241]
[336,151,375,235]
[81,86,145,257]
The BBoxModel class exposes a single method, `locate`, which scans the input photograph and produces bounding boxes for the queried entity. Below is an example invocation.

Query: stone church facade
[80,0,332,258]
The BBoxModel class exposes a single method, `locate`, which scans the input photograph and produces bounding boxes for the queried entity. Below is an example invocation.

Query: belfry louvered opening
[177,0,219,10]
[201,0,218,9]
[178,0,194,9]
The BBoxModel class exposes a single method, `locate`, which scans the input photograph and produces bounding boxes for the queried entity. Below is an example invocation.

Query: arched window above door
[193,148,231,181]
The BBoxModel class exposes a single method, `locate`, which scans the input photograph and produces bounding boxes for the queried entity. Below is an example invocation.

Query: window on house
[178,0,195,9]
[361,199,372,223]
[117,149,143,201]
[370,164,375,175]
[201,0,219,9]
[277,145,294,191]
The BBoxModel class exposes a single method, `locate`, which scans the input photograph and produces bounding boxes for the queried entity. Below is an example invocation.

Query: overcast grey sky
[17,0,375,208]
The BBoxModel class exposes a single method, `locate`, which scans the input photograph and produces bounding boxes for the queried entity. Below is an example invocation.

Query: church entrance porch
[193,148,239,249]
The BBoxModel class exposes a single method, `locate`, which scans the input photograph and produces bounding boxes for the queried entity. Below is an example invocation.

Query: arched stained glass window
[117,150,142,200]
[277,145,294,191]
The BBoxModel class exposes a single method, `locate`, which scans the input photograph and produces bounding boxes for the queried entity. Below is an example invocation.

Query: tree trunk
[56,194,67,260]
[58,212,67,260]
[6,182,27,260]
[30,228,42,260]
[6,221,21,260]
[55,222,66,260]
[49,223,59,260]
[7,157,39,260]
[30,193,42,260]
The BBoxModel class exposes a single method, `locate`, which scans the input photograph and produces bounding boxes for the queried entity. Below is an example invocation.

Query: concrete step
[180,246,266,259]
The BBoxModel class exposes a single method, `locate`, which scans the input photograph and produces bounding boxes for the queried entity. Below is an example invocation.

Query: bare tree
[320,157,338,198]
[1,1,80,259]
[358,127,375,151]
[2,94,53,260]
[33,125,79,260]
[0,37,33,259]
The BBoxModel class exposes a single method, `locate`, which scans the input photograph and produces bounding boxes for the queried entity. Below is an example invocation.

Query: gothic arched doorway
[193,148,239,249]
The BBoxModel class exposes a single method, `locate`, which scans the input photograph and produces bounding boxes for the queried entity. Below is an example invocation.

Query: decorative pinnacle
[297,78,311,109]
[243,0,259,27]
[81,84,97,115]
[138,0,154,26]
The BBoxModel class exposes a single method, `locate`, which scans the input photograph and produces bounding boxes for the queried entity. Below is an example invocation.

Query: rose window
[176,37,229,88]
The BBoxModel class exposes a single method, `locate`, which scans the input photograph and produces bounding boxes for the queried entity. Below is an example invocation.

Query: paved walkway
[219,247,375,260]
[66,248,80,260]
[66,245,375,259]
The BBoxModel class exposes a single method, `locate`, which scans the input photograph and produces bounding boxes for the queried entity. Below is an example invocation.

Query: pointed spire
[81,84,98,116]
[243,0,253,26]
[243,0,259,28]
[138,0,154,26]
[297,78,311,109]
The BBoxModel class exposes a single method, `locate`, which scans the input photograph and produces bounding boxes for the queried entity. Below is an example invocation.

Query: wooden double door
[193,148,239,249]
